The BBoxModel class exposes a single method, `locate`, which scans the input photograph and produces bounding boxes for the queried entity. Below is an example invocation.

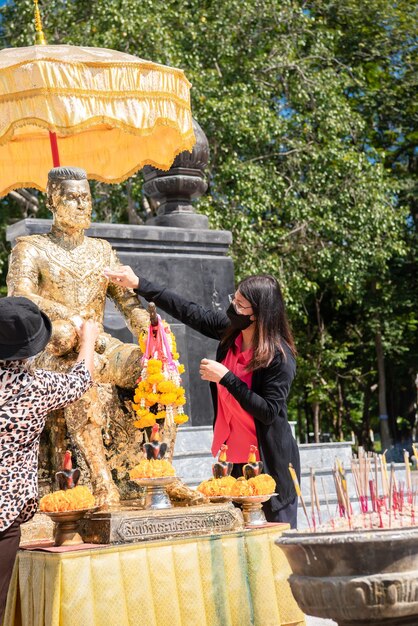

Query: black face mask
[226,303,254,330]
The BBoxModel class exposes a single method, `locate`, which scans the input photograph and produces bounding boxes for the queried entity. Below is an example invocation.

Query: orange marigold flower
[157,381,177,393]
[145,392,160,405]
[129,458,175,479]
[248,474,276,495]
[159,392,178,405]
[148,373,165,385]
[39,485,95,512]
[174,413,189,424]
[197,476,236,496]
[134,413,156,429]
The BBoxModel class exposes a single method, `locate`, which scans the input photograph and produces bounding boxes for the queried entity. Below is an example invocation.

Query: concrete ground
[305,617,337,626]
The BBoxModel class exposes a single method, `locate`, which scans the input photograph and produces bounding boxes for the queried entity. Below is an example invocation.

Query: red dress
[211,334,260,463]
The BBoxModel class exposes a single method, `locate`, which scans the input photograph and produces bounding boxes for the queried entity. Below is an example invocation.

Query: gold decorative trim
[0,114,194,146]
[0,88,190,106]
[1,55,191,86]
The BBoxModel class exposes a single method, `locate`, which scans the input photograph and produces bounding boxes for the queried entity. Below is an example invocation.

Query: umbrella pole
[34,1,61,167]
[49,132,61,167]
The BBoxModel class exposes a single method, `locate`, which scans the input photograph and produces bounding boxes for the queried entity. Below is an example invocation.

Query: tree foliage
[0,0,416,450]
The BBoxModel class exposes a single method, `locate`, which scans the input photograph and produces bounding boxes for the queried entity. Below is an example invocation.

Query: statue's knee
[107,344,142,388]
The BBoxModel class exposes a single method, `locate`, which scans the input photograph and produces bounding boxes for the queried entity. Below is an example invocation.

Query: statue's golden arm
[7,242,74,320]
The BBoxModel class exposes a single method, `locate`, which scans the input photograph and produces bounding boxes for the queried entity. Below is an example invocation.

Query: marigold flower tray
[208,495,233,504]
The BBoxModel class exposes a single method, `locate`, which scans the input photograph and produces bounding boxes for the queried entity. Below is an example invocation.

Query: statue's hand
[46,320,79,356]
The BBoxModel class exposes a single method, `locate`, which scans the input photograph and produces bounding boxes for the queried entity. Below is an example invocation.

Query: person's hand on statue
[78,319,100,344]
[77,319,100,375]
[103,266,139,290]
[199,358,229,383]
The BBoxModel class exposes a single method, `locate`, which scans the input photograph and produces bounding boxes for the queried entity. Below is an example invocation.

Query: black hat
[0,296,52,361]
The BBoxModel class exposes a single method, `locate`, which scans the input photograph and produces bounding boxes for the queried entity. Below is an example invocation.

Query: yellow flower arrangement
[248,474,276,495]
[196,473,276,497]
[197,476,237,497]
[39,485,95,512]
[133,319,188,429]
[129,458,176,479]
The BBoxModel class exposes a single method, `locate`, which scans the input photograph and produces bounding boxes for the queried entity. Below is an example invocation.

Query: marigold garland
[133,319,189,429]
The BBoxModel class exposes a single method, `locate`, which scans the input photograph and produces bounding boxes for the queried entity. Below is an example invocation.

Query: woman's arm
[218,356,296,426]
[104,266,229,340]
[76,319,100,376]
[38,320,99,413]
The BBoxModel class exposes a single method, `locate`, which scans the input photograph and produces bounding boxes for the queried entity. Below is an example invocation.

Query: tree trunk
[304,395,310,444]
[313,401,320,443]
[126,180,142,225]
[360,383,372,448]
[375,329,392,451]
[297,401,303,445]
[336,379,344,441]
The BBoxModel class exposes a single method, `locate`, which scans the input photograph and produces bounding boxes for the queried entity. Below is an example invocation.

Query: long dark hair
[221,274,296,371]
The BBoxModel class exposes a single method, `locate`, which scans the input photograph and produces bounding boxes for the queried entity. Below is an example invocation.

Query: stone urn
[143,118,210,229]
[276,527,418,626]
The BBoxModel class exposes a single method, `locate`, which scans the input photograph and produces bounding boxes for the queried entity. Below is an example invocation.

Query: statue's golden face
[51,179,92,230]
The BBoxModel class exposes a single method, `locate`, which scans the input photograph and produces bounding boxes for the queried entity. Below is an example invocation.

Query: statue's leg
[103,340,142,388]
[64,386,120,507]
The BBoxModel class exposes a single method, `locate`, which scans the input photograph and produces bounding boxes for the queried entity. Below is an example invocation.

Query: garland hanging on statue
[133,313,188,429]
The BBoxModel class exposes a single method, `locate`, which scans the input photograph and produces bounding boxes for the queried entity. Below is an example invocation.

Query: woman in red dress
[105,267,300,528]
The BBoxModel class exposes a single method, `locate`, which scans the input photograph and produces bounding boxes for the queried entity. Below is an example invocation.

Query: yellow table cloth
[4,525,305,626]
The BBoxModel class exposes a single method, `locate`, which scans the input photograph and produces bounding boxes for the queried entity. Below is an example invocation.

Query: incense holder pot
[276,526,418,626]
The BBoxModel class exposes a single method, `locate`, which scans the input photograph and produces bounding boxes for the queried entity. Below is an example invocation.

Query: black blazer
[135,278,300,511]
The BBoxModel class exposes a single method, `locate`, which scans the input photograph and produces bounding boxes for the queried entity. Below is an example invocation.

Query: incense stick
[289,463,311,531]
[312,468,322,525]
[310,468,316,530]
[321,477,333,526]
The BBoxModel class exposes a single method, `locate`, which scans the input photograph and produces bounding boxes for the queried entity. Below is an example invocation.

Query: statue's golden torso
[9,233,115,324]
[7,230,148,386]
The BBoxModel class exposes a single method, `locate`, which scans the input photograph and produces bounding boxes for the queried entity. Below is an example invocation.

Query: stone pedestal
[7,218,234,426]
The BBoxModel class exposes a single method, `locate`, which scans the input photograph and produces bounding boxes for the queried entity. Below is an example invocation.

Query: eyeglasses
[228,294,253,314]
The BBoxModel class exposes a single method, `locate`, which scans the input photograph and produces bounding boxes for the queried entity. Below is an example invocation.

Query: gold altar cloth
[4,525,305,626]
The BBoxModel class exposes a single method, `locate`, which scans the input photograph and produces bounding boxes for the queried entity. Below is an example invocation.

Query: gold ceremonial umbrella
[0,4,195,197]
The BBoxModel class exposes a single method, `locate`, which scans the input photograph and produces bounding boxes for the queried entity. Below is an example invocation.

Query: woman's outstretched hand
[199,358,229,383]
[103,266,139,289]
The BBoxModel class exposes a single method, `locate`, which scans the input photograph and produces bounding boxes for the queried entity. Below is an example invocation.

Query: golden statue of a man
[7,166,149,505]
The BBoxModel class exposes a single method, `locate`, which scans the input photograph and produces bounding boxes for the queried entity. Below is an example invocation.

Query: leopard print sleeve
[35,360,93,413]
